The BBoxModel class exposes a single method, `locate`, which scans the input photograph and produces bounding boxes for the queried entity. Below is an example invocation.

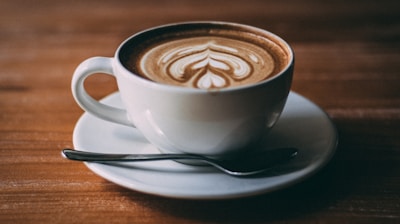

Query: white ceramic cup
[72,21,294,158]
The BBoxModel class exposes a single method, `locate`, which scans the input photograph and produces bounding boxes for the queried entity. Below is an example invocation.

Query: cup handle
[71,56,134,127]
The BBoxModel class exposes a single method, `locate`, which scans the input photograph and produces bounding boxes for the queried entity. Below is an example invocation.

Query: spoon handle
[62,148,203,162]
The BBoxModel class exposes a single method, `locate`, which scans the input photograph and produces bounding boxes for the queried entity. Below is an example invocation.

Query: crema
[122,23,289,89]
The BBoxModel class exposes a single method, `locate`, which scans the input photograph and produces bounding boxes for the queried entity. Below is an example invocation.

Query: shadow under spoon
[61,148,298,177]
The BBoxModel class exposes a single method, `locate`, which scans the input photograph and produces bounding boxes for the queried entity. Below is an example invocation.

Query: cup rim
[115,21,294,93]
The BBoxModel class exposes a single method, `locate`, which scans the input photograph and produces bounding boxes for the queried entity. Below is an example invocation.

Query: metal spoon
[61,148,298,177]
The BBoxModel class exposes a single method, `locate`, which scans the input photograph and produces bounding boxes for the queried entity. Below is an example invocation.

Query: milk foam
[138,36,276,89]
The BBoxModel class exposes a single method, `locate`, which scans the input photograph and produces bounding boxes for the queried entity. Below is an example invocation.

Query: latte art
[138,37,276,89]
[161,41,258,88]
[160,41,260,88]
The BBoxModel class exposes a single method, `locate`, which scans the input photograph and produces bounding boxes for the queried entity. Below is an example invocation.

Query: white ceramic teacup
[71,21,294,158]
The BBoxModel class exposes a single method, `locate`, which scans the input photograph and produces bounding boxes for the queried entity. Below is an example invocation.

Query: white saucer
[73,91,337,200]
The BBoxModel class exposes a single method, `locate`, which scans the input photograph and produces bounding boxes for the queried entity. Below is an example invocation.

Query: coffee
[121,23,289,89]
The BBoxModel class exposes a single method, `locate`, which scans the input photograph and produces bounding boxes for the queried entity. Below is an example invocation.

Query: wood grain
[1,0,399,223]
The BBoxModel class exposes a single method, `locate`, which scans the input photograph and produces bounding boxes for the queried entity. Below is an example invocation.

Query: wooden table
[1,0,399,223]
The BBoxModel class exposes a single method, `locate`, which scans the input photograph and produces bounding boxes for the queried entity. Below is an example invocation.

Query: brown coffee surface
[123,24,289,89]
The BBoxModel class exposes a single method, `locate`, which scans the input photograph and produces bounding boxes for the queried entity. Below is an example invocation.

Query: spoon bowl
[62,148,298,177]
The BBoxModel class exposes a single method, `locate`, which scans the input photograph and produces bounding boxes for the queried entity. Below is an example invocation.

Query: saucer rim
[73,91,337,200]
